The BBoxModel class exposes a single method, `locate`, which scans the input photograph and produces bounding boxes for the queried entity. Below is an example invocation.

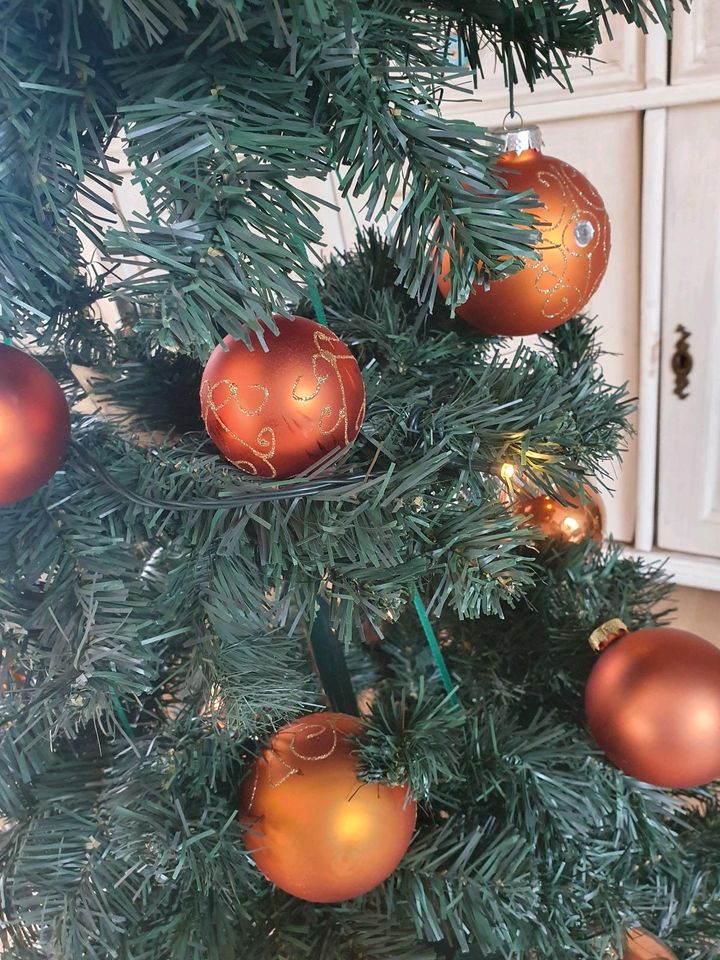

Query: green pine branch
[0,0,685,351]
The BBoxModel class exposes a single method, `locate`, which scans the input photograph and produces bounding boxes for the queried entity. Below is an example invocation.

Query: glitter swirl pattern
[200,315,366,479]
[238,712,417,903]
[437,145,611,337]
[530,158,609,322]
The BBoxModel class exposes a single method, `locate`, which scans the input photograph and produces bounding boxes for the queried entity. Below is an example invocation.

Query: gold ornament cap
[489,123,543,155]
[589,618,629,653]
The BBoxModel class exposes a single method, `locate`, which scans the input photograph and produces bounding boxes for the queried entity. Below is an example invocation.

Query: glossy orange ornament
[240,712,416,902]
[438,124,610,336]
[200,315,365,480]
[623,928,677,960]
[361,619,383,646]
[585,626,720,788]
[0,344,70,505]
[514,486,604,545]
[1,667,28,692]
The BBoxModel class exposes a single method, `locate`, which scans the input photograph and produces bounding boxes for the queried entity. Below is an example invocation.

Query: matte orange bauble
[623,927,677,960]
[239,712,416,902]
[514,486,604,545]
[585,625,720,788]
[437,124,610,336]
[0,344,71,505]
[200,315,365,480]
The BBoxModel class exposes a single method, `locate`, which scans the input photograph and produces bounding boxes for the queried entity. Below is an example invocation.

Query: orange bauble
[239,712,416,902]
[623,928,677,960]
[438,124,610,336]
[585,626,720,788]
[0,344,71,505]
[200,315,365,480]
[514,486,604,545]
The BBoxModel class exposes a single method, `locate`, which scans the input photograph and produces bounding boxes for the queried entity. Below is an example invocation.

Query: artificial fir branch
[0,0,680,349]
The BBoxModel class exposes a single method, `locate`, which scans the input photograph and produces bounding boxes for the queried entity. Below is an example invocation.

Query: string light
[561,516,581,535]
[499,462,517,500]
[199,684,226,728]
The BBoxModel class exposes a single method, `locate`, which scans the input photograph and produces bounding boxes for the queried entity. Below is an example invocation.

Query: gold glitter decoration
[239,711,416,903]
[437,127,611,337]
[201,379,276,476]
[200,316,366,480]
[252,719,341,796]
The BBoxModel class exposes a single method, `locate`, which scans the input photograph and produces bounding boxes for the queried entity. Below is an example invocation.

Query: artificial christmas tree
[3,2,719,960]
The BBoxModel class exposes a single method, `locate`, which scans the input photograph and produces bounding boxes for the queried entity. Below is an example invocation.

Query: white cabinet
[448,11,645,112]
[671,0,720,85]
[656,102,720,557]
[538,114,642,543]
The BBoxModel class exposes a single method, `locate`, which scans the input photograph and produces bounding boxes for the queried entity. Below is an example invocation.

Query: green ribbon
[306,271,328,329]
[111,692,135,740]
[310,597,360,716]
[291,235,328,328]
[411,587,460,708]
[293,239,457,710]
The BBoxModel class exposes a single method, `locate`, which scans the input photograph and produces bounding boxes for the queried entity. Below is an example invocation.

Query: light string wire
[77,442,382,506]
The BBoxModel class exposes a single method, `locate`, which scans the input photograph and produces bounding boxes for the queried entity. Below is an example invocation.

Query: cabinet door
[671,0,720,85]
[515,113,643,543]
[657,102,720,557]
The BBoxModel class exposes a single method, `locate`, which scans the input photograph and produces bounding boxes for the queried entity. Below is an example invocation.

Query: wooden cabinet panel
[442,11,645,120]
[657,102,720,557]
[672,0,720,85]
[538,114,641,542]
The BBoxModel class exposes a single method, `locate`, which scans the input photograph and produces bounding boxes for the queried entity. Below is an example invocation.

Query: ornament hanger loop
[502,110,525,131]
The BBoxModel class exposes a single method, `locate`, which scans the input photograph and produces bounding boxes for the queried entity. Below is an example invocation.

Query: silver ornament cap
[488,123,543,155]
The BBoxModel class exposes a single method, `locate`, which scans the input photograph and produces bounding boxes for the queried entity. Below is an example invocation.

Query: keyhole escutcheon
[671,324,692,400]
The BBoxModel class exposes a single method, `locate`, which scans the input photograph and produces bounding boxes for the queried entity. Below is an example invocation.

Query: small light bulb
[500,463,515,482]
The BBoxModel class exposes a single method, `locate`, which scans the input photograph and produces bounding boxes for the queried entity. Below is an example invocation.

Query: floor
[671,586,720,642]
